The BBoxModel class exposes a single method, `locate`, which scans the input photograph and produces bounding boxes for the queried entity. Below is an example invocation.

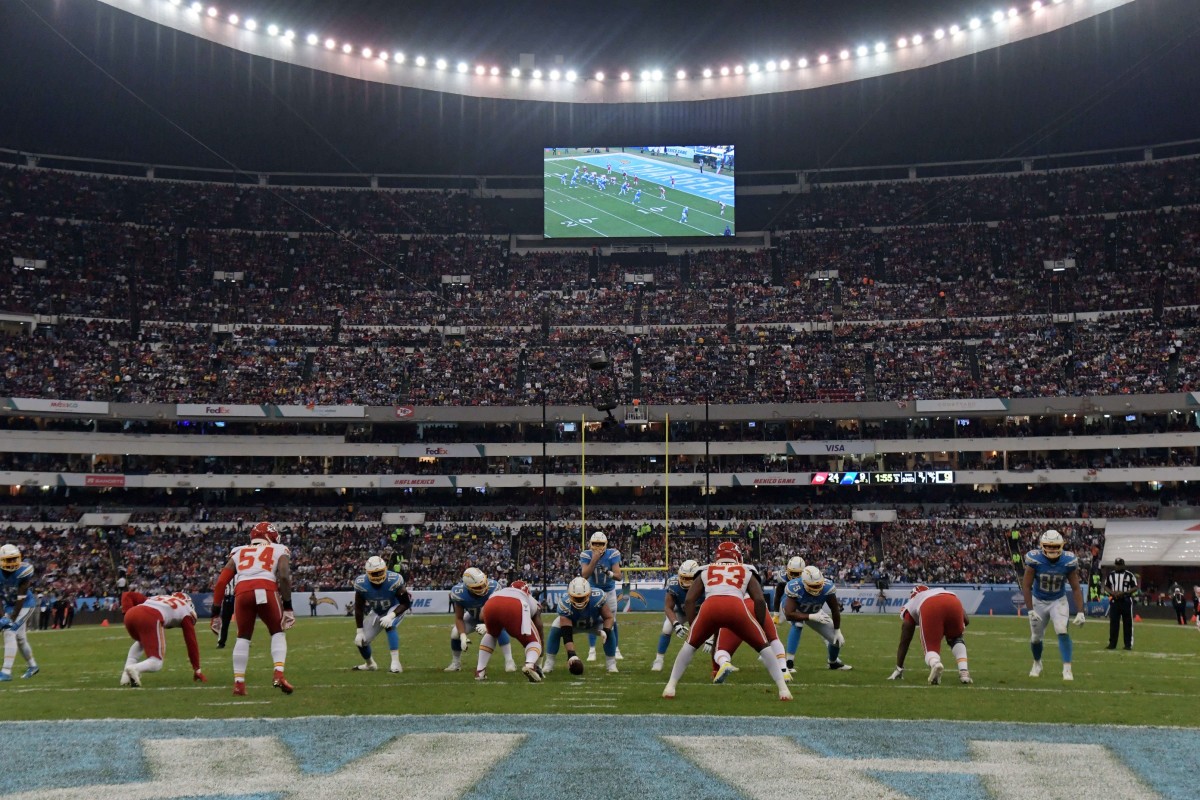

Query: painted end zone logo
[0,715,1186,799]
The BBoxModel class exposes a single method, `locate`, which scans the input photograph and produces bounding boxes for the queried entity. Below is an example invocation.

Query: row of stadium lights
[166,0,1068,82]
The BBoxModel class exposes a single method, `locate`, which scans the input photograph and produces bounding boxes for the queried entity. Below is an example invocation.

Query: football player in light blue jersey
[351,556,413,674]
[776,556,807,672]
[652,560,701,672]
[0,544,39,680]
[783,565,852,671]
[580,531,624,661]
[543,577,616,674]
[1021,529,1086,681]
[444,567,516,673]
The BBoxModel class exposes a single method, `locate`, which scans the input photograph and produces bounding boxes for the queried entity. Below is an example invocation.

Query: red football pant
[233,582,284,640]
[919,593,966,656]
[688,595,769,652]
[716,597,779,657]
[483,597,541,649]
[124,605,166,660]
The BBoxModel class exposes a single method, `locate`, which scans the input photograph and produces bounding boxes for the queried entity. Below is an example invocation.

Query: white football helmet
[786,556,807,580]
[365,556,388,585]
[677,560,700,589]
[1040,529,1065,559]
[0,544,20,572]
[800,565,825,596]
[567,577,592,609]
[589,531,608,547]
[462,567,489,596]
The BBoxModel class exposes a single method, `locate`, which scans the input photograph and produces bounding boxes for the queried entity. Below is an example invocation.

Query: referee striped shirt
[1105,569,1138,598]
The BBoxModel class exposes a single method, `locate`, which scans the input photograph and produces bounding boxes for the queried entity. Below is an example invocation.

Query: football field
[544,152,735,238]
[1,614,1195,798]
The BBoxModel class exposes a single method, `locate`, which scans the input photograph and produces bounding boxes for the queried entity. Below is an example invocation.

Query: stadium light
[324,38,335,49]
[207,7,218,18]
[897,37,908,48]
[992,11,1005,23]
[566,70,577,81]
[733,64,744,74]
[244,19,257,31]
[719,66,730,76]
[912,34,923,45]
[639,69,650,81]
[701,68,712,77]
[619,71,629,80]
[765,60,776,72]
[394,53,404,63]
[934,28,946,39]
[267,24,279,36]
[839,49,850,60]
[748,62,759,73]
[378,51,388,61]
[415,55,426,66]
[361,47,372,58]
[1009,7,1019,17]
[676,69,687,79]
[190,2,202,12]
[283,30,295,41]
[856,45,868,57]
[1032,1,1043,9]
[306,33,318,45]
[652,69,663,80]
[949,24,961,35]
[874,41,886,53]
[435,58,447,70]
[549,68,561,80]
[969,18,982,29]
[228,13,239,25]
[342,43,353,54]
[532,68,542,78]
[491,66,501,76]
[818,54,829,64]
[779,59,790,70]
[169,0,182,6]
[798,57,808,68]
[594,71,604,81]
[512,67,522,77]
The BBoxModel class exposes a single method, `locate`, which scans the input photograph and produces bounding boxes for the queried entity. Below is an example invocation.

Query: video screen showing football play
[544,146,735,238]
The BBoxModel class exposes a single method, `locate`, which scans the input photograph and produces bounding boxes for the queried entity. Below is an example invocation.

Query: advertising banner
[275,405,365,418]
[176,403,268,418]
[9,398,110,415]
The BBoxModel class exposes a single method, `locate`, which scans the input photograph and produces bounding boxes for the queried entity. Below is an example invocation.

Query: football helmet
[677,560,700,589]
[786,556,807,580]
[172,592,198,620]
[365,556,388,585]
[800,565,825,596]
[567,577,592,609]
[462,567,489,596]
[510,579,532,596]
[589,531,608,547]
[250,522,279,545]
[714,541,743,563]
[0,544,21,573]
[910,584,930,599]
[1039,529,1065,559]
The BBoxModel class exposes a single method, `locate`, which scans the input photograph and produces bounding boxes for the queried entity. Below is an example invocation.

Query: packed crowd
[0,515,1102,595]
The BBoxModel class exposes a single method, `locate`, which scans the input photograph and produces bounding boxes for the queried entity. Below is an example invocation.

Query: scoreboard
[809,470,954,486]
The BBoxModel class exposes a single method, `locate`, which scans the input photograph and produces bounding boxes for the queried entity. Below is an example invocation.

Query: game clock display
[809,471,955,485]
[544,146,735,238]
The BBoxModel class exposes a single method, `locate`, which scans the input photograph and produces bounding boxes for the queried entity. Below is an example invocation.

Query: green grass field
[4,613,1197,726]
[544,157,734,237]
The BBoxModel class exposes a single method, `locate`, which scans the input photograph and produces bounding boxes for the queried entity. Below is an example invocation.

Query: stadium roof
[1,0,1199,174]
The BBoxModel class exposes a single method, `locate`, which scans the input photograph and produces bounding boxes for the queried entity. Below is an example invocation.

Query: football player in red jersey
[211,522,295,696]
[887,585,972,685]
[119,590,206,687]
[662,541,792,701]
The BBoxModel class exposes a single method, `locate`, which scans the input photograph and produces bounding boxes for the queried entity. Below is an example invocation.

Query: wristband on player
[282,599,293,612]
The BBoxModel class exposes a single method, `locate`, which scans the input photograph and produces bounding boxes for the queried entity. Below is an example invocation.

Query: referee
[1105,558,1138,650]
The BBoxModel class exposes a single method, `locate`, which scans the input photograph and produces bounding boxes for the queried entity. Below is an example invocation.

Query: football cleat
[390,664,403,674]
[272,670,294,694]
[928,662,944,685]
[522,664,544,683]
[353,658,378,671]
[1062,664,1074,681]
[20,665,39,680]
[443,662,462,672]
[606,663,619,674]
[586,648,597,662]
[959,670,973,685]
[1029,661,1043,678]
[504,661,518,673]
[123,666,142,688]
[829,661,853,671]
[0,673,11,682]
[232,682,246,697]
[779,687,794,702]
[662,683,677,699]
[713,662,735,684]
[474,669,487,681]
[615,649,624,660]
[119,669,132,687]
[650,657,664,672]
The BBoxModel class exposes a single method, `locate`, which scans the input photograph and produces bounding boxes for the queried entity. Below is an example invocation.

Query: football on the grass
[568,657,584,675]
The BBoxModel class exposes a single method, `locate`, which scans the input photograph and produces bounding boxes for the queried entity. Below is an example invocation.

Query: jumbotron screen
[543,146,735,238]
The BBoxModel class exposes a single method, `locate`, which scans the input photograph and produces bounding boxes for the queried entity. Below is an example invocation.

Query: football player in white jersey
[119,590,206,687]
